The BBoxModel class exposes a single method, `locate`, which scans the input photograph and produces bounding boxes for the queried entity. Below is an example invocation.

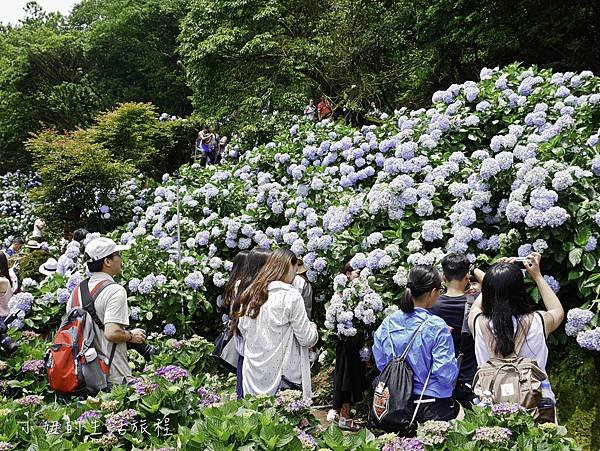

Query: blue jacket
[372,307,458,399]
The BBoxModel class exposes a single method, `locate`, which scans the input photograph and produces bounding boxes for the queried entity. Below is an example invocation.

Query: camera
[127,342,156,362]
[0,312,20,356]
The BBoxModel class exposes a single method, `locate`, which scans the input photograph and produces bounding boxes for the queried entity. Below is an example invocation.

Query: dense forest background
[1,0,598,173]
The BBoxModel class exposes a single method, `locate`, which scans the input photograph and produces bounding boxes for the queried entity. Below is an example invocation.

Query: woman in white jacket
[237,248,319,399]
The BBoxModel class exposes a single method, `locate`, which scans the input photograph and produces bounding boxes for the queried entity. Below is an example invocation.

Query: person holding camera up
[66,237,147,385]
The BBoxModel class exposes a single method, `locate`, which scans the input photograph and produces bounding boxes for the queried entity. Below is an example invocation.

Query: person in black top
[428,253,484,408]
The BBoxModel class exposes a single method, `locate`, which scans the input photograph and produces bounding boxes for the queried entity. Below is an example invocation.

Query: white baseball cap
[85,237,130,262]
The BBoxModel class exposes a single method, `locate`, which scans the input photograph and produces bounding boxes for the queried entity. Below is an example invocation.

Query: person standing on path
[66,237,147,385]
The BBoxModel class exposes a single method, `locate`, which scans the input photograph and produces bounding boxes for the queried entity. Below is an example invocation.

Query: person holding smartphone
[468,252,564,419]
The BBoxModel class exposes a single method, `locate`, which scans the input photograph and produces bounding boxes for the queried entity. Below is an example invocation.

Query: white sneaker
[326,409,338,423]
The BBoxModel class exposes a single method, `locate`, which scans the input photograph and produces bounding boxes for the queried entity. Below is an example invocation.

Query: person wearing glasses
[428,254,485,408]
[373,265,459,424]
[66,237,146,385]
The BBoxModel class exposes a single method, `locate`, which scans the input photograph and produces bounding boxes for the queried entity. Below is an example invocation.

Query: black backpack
[370,318,432,433]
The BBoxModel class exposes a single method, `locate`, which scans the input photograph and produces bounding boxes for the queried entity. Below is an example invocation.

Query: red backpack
[45,279,117,396]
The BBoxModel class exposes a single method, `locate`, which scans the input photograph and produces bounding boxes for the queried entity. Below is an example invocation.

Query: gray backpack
[472,313,547,414]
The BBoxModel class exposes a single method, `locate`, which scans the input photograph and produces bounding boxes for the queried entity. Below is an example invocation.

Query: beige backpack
[472,313,547,414]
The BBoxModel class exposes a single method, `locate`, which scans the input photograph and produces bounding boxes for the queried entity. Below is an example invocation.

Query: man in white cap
[66,237,146,385]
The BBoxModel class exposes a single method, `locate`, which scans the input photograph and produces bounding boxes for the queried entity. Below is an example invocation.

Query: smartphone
[513,257,530,263]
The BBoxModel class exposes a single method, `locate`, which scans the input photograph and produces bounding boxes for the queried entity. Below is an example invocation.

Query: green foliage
[17,249,51,283]
[70,0,192,117]
[89,102,160,173]
[547,339,600,450]
[27,129,134,231]
[0,9,98,172]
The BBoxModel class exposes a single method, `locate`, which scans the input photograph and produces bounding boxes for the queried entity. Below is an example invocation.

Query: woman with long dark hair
[236,248,318,399]
[229,248,270,398]
[373,265,459,424]
[468,252,564,372]
[222,251,249,310]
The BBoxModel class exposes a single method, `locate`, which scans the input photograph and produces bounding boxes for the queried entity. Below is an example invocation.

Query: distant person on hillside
[4,237,24,257]
[368,101,381,117]
[196,126,216,166]
[216,136,228,164]
[32,218,46,243]
[304,99,316,121]
[317,96,333,121]
[159,113,169,122]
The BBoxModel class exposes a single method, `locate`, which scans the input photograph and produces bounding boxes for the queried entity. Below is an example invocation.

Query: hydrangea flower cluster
[296,430,317,449]
[197,386,221,406]
[381,437,425,451]
[154,365,189,382]
[325,276,384,337]
[491,402,523,415]
[417,420,451,445]
[274,390,312,412]
[564,308,595,337]
[76,411,102,424]
[130,378,158,396]
[21,359,45,374]
[105,409,138,433]
[16,395,44,406]
[473,426,512,444]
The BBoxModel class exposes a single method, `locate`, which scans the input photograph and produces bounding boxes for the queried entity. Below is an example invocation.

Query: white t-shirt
[474,313,548,372]
[67,272,131,384]
[32,219,45,238]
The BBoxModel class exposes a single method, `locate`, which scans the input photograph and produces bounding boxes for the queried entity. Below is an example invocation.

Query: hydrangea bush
[0,171,39,245]
[7,64,600,352]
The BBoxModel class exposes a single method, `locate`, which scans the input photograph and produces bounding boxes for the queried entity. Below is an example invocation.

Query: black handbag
[370,318,432,433]
[212,327,239,373]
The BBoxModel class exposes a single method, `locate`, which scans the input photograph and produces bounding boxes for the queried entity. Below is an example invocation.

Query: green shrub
[27,129,134,232]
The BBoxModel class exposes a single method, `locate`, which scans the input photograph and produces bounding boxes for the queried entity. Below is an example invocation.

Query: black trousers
[411,395,459,423]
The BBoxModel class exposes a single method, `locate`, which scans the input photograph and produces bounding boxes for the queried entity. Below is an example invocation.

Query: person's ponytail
[400,286,415,313]
[400,266,441,313]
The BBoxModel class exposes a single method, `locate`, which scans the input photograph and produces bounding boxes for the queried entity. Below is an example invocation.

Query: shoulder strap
[513,314,535,355]
[385,316,429,360]
[535,311,547,338]
[477,313,535,358]
[79,279,116,331]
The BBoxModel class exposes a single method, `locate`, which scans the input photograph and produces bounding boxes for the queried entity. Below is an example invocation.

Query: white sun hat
[39,258,58,276]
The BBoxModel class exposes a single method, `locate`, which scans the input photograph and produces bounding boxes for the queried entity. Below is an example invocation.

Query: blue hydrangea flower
[163,324,176,336]
[543,275,560,293]
[565,308,594,337]
[576,328,600,351]
[584,236,597,252]
[185,271,204,290]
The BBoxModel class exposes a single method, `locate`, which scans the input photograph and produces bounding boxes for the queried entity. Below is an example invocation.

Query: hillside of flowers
[9,63,600,347]
[0,63,599,448]
[104,64,599,347]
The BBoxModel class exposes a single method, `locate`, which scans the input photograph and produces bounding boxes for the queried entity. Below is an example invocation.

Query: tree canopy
[0,0,598,172]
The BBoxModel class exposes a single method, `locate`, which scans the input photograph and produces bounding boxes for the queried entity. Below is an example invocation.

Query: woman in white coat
[236,248,318,400]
